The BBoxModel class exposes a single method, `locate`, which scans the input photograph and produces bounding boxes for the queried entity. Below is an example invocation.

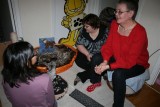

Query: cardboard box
[0,41,11,65]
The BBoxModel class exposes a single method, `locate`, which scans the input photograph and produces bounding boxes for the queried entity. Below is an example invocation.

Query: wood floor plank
[151,83,160,93]
[127,83,160,107]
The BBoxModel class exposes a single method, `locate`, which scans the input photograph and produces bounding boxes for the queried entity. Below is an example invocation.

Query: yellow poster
[58,0,86,46]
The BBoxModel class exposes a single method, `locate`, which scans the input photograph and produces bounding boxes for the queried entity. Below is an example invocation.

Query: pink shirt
[3,74,57,107]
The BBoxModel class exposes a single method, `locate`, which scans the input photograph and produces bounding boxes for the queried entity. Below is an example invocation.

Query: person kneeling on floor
[1,41,57,107]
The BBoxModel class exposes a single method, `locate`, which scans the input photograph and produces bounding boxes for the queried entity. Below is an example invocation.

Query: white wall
[136,0,160,84]
[18,0,53,47]
[18,0,101,46]
[52,0,67,43]
[137,0,160,73]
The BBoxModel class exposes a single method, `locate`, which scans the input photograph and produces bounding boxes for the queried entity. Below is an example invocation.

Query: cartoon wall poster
[58,0,87,46]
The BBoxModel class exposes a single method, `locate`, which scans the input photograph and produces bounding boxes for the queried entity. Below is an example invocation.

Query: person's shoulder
[110,20,118,29]
[34,73,50,83]
[111,20,117,25]
[100,25,107,31]
[79,27,84,33]
[39,73,50,79]
[136,22,146,32]
[40,73,50,78]
[134,23,147,39]
[32,74,52,91]
[80,28,90,39]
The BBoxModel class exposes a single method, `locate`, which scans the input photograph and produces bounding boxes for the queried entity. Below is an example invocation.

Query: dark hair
[2,41,41,88]
[99,7,115,28]
[118,0,139,19]
[82,13,100,29]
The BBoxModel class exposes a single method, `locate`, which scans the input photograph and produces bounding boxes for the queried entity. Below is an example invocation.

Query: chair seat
[105,69,150,95]
[106,81,137,95]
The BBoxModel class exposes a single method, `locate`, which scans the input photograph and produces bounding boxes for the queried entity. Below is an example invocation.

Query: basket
[35,44,77,74]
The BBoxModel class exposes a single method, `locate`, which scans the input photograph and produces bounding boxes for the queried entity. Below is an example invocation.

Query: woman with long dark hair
[2,41,57,107]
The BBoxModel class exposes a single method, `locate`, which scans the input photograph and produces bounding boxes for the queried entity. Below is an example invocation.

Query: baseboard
[145,83,160,94]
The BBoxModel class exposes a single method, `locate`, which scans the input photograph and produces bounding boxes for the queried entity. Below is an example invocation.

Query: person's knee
[112,69,125,81]
[91,53,103,66]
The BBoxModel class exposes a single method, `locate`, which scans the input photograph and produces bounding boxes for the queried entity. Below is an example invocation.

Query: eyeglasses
[114,10,129,15]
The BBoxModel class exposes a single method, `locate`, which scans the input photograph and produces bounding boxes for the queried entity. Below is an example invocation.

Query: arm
[76,28,92,61]
[77,45,90,56]
[95,64,110,75]
[77,45,92,61]
[95,21,116,74]
[101,20,115,62]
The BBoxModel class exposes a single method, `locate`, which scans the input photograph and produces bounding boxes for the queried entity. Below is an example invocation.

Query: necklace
[118,22,136,31]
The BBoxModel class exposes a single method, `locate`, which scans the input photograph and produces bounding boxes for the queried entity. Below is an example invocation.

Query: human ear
[31,56,37,65]
[128,10,134,18]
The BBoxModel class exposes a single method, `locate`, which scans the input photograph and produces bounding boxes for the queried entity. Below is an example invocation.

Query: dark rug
[69,89,104,107]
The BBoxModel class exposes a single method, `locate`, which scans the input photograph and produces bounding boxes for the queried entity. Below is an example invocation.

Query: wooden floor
[127,83,160,107]
[151,82,160,93]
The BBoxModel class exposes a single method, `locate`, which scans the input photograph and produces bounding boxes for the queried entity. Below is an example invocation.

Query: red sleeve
[101,20,116,61]
[110,26,148,69]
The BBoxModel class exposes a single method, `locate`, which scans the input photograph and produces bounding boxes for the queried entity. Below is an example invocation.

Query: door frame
[147,55,160,85]
[8,0,23,37]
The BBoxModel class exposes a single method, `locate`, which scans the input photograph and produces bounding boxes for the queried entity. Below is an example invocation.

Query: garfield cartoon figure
[58,0,86,46]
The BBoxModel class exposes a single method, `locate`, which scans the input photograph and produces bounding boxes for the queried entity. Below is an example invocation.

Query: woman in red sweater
[95,0,150,107]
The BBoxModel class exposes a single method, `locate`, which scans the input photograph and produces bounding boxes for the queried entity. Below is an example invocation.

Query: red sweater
[101,20,150,69]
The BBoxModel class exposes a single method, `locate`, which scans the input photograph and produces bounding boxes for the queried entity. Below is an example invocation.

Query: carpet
[0,66,12,107]
[57,63,135,107]
[0,64,135,107]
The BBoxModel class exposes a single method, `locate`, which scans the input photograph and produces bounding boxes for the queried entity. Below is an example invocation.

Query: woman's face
[84,24,95,33]
[31,51,37,65]
[115,3,133,24]
[31,56,37,65]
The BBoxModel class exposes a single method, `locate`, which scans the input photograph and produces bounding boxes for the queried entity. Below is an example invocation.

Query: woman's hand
[77,45,92,61]
[95,63,110,75]
[31,56,37,65]
[86,53,92,61]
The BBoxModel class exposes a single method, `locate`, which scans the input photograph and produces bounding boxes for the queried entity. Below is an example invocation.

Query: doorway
[0,0,13,42]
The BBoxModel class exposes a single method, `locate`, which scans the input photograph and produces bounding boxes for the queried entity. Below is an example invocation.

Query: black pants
[75,52,103,84]
[112,65,145,107]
